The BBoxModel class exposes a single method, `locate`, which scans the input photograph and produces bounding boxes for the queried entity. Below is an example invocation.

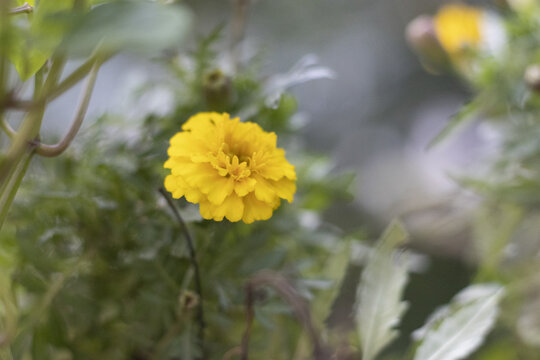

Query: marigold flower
[434,4,483,57]
[164,112,296,224]
[433,4,505,60]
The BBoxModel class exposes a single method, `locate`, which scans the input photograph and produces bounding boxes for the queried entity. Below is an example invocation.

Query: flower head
[433,4,505,60]
[434,4,483,57]
[164,112,296,224]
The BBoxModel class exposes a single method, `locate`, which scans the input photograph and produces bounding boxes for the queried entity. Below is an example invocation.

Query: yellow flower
[434,4,483,57]
[164,112,296,224]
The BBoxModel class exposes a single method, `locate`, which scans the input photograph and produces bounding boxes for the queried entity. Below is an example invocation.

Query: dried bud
[179,290,199,312]
[203,69,232,111]
[525,64,540,92]
[406,15,450,74]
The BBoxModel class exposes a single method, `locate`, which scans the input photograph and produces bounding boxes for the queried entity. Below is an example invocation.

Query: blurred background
[41,0,495,257]
[6,1,523,357]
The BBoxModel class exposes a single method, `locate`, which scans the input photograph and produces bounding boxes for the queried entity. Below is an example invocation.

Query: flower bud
[525,64,540,92]
[203,69,232,111]
[179,290,199,312]
[406,15,450,73]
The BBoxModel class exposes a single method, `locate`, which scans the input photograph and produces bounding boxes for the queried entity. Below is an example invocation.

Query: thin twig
[43,54,106,104]
[240,271,329,360]
[0,116,15,138]
[36,61,101,157]
[158,187,206,351]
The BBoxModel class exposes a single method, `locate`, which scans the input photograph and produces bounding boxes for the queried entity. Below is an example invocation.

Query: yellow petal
[269,177,296,203]
[434,4,482,56]
[207,177,235,205]
[199,193,244,222]
[242,193,274,224]
[199,200,218,220]
[185,188,204,203]
[253,175,294,203]
[164,174,178,193]
[234,177,256,197]
[253,175,279,204]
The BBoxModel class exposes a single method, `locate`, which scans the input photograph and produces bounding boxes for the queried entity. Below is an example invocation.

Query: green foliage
[3,23,359,358]
[4,0,540,359]
[8,0,74,80]
[412,284,504,360]
[356,221,409,360]
[414,2,540,359]
[61,1,192,56]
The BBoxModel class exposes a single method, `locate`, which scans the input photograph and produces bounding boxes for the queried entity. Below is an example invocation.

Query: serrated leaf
[427,100,479,149]
[413,284,504,360]
[356,220,410,360]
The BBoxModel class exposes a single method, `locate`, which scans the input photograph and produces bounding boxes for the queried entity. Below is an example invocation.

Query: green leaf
[9,0,73,80]
[427,100,479,150]
[60,1,192,56]
[413,284,504,360]
[473,203,523,280]
[356,220,410,360]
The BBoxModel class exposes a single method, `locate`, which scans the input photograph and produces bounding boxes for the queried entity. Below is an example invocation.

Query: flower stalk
[158,187,206,355]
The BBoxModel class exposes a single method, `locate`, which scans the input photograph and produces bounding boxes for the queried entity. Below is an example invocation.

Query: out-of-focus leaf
[0,223,17,272]
[517,294,540,347]
[473,203,523,279]
[61,1,192,56]
[264,54,335,108]
[356,220,410,360]
[15,0,35,6]
[0,271,18,349]
[473,339,520,360]
[413,284,504,360]
[427,100,479,149]
[9,0,73,80]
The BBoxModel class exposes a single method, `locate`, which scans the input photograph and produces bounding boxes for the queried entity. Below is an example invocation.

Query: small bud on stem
[525,64,540,92]
[9,2,33,15]
[406,15,450,74]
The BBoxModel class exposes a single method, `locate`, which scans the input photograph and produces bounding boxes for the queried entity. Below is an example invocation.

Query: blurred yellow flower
[434,4,483,57]
[164,112,296,224]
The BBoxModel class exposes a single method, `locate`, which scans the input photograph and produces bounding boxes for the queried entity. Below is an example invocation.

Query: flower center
[211,144,251,180]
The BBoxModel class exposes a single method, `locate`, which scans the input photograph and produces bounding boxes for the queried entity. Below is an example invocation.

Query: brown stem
[158,188,206,353]
[240,270,329,360]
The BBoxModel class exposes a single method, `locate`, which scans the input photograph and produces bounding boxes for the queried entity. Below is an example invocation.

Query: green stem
[0,1,10,111]
[42,52,111,105]
[0,273,18,351]
[0,55,64,230]
[0,106,43,197]
[0,148,33,229]
[37,61,101,157]
[0,116,15,138]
